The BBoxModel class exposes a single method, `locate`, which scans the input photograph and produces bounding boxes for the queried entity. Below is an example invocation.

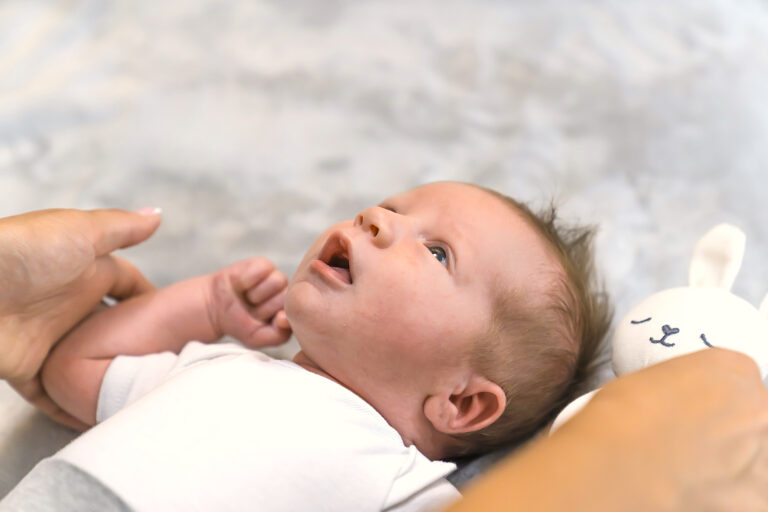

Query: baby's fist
[208,258,292,348]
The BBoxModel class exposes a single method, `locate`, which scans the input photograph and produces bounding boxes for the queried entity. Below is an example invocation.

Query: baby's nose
[355,213,379,237]
[354,207,394,248]
[354,212,379,237]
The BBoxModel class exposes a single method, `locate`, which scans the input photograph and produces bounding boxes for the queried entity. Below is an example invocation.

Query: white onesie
[53,342,460,511]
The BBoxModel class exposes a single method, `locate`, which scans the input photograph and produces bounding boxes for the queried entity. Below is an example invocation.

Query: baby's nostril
[370,225,379,236]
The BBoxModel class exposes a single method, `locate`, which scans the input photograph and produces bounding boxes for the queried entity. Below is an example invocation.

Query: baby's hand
[207,258,292,348]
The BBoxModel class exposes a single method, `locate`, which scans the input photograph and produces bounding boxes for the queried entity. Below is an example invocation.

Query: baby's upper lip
[317,231,354,283]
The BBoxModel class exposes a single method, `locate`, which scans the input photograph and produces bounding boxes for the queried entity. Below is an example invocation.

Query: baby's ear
[423,375,506,435]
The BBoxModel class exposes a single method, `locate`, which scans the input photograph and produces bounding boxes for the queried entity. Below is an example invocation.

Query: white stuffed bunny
[551,223,768,433]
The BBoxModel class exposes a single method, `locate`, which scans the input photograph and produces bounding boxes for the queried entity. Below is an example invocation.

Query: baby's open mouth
[317,233,353,285]
[327,253,351,284]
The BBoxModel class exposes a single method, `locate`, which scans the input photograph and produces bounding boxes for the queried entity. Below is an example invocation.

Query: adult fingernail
[135,207,163,216]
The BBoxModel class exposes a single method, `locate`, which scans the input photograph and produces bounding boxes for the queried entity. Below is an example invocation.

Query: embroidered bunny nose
[661,324,679,336]
[650,324,680,347]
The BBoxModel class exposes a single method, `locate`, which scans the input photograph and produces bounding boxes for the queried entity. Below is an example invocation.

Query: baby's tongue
[330,266,351,284]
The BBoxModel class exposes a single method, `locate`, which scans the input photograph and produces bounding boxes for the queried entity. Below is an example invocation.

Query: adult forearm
[447,349,768,512]
[447,419,674,512]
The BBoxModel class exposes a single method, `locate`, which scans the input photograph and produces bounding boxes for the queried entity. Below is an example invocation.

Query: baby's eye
[428,245,449,266]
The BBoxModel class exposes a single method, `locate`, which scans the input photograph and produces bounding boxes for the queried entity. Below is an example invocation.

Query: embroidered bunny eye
[700,334,714,347]
[631,317,652,324]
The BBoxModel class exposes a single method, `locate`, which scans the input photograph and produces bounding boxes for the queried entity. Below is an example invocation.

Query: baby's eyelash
[379,204,397,213]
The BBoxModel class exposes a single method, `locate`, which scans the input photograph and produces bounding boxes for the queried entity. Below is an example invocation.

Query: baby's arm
[41,258,290,427]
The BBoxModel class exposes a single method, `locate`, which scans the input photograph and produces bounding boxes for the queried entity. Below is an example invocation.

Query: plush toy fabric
[551,223,768,433]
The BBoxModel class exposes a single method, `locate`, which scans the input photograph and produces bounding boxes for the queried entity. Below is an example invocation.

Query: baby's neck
[291,350,456,461]
[291,350,343,385]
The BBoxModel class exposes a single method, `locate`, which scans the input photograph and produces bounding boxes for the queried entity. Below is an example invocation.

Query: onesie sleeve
[381,446,460,512]
[96,350,178,423]
[96,341,253,423]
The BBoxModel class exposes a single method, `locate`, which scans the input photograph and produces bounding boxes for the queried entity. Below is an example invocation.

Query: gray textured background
[2,0,768,496]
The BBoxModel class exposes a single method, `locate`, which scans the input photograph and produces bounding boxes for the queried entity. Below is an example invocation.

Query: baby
[4,181,610,511]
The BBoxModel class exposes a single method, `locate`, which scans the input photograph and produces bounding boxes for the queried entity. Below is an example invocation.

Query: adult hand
[0,208,162,430]
[448,348,768,512]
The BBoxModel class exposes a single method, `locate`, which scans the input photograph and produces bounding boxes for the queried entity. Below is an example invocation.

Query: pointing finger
[86,208,162,257]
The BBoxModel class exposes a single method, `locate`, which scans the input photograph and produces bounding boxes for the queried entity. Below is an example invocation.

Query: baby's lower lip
[309,259,352,287]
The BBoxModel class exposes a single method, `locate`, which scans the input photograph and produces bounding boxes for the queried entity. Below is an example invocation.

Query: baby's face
[285,182,558,405]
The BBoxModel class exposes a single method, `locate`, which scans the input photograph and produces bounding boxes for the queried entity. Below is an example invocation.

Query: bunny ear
[688,223,746,290]
[760,294,768,320]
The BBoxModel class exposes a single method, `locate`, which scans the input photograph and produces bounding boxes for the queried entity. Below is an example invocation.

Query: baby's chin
[283,287,327,351]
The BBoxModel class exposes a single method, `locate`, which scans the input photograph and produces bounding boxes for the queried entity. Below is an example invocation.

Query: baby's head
[285,182,610,459]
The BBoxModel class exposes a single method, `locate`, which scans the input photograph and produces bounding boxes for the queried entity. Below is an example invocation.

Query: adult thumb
[87,207,163,256]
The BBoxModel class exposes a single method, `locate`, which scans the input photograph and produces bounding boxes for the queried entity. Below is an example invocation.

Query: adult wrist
[553,409,678,512]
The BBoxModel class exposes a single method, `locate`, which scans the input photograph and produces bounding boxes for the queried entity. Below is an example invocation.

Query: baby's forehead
[386,182,513,221]
[389,181,489,203]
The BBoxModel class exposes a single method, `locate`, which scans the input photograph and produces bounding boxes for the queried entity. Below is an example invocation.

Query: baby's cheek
[282,282,317,336]
[283,287,297,321]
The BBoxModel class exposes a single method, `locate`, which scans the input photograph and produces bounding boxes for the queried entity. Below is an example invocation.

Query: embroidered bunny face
[613,287,768,378]
[612,223,768,379]
[551,223,768,434]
